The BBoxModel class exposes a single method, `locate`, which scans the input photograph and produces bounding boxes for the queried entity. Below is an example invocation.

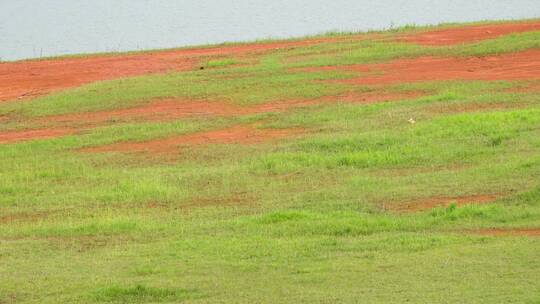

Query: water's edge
[1,0,539,61]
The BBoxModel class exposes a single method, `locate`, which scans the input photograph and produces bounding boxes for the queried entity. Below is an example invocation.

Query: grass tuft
[91,285,201,303]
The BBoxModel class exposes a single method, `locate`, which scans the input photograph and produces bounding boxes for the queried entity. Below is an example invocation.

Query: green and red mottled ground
[1,19,540,303]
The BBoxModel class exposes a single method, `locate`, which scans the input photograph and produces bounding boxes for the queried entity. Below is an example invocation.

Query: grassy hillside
[1,20,540,303]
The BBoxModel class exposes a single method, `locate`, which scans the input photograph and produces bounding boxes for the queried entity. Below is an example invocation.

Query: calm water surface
[1,0,539,61]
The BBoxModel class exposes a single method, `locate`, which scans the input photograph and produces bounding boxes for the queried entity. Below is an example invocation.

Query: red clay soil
[0,37,356,103]
[2,21,537,103]
[0,128,74,144]
[0,55,196,103]
[469,228,540,237]
[391,194,498,212]
[82,124,303,154]
[41,99,319,127]
[328,49,540,86]
[41,89,421,127]
[399,21,540,45]
[7,89,422,144]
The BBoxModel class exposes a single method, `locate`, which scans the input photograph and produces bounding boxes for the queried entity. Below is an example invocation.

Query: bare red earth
[0,98,315,145]
[3,22,538,145]
[0,89,428,145]
[329,49,540,85]
[399,21,540,45]
[0,128,74,144]
[391,194,498,212]
[0,55,196,103]
[82,124,303,154]
[0,37,355,103]
[2,21,537,103]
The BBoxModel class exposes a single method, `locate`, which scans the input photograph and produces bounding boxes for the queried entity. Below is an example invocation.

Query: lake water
[1,0,539,61]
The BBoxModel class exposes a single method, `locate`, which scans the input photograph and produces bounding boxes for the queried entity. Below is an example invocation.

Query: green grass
[91,285,201,303]
[1,19,540,303]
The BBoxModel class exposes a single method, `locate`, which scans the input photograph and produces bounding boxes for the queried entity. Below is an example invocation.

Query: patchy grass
[91,285,201,303]
[1,19,540,303]
[205,58,238,68]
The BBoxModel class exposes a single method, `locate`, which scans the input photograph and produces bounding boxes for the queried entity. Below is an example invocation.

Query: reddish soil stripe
[0,55,197,103]
[7,90,410,145]
[390,194,498,212]
[40,90,423,127]
[399,21,540,45]
[469,228,540,237]
[40,99,319,127]
[81,125,303,154]
[0,210,55,224]
[323,49,540,85]
[0,37,360,103]
[4,90,422,144]
[0,128,74,144]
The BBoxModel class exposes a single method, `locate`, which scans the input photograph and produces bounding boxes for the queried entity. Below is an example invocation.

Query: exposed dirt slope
[400,21,540,45]
[0,38,352,103]
[324,49,540,85]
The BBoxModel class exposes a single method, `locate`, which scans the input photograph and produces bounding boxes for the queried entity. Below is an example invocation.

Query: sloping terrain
[1,19,540,303]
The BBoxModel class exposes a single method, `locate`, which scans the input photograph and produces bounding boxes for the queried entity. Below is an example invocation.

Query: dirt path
[399,21,540,45]
[0,37,354,103]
